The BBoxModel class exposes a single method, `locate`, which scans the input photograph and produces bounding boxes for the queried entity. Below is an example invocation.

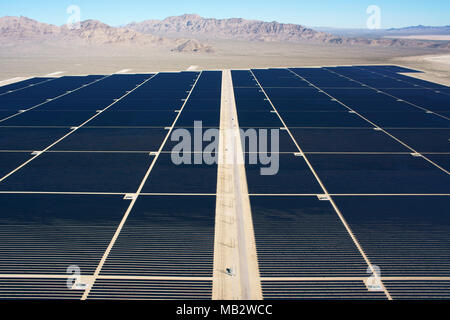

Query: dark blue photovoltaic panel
[324,88,388,98]
[0,153,154,193]
[290,128,409,152]
[164,126,296,152]
[37,97,115,111]
[175,110,220,127]
[325,67,414,89]
[290,68,364,88]
[334,196,450,276]
[252,68,310,87]
[307,154,450,194]
[100,195,215,277]
[358,111,449,128]
[1,110,97,126]
[0,152,33,177]
[236,111,283,127]
[384,129,450,152]
[264,88,328,99]
[183,99,221,111]
[0,128,70,150]
[240,127,298,152]
[89,279,212,300]
[0,78,52,94]
[0,98,49,111]
[250,196,368,277]
[0,67,447,301]
[279,111,371,128]
[0,194,130,274]
[269,98,345,112]
[0,76,103,105]
[384,281,450,300]
[245,153,322,194]
[51,128,168,151]
[231,70,259,87]
[425,154,450,171]
[0,76,107,110]
[142,153,217,193]
[132,72,198,92]
[234,99,273,111]
[86,110,177,127]
[382,89,450,112]
[233,88,266,100]
[355,65,447,89]
[322,89,423,113]
[0,278,83,299]
[163,127,219,152]
[354,65,421,73]
[391,76,448,89]
[0,110,19,120]
[31,74,154,112]
[109,98,183,111]
[262,281,386,300]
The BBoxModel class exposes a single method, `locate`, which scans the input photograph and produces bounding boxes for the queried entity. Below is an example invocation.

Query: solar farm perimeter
[0,65,449,300]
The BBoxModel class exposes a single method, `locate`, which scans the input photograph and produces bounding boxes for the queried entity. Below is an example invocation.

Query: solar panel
[0,66,448,301]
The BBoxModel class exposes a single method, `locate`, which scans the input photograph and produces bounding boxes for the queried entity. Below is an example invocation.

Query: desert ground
[1,40,449,85]
[385,35,450,41]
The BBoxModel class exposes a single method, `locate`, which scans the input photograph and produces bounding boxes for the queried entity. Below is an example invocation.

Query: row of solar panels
[0,66,448,299]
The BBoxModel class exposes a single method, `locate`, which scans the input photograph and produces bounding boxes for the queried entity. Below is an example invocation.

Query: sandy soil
[0,40,449,85]
[385,35,450,41]
[393,54,450,86]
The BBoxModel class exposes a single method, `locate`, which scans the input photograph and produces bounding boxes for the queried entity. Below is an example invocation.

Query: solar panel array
[0,66,449,300]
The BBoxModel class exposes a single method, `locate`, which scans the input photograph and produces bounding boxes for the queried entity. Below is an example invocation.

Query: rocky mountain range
[1,15,449,52]
[386,25,450,35]
[127,14,450,49]
[0,16,214,53]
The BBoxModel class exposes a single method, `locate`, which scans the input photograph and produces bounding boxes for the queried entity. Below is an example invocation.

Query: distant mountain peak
[0,15,214,53]
[126,14,449,49]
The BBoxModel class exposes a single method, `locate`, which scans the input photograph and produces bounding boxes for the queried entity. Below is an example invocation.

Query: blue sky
[1,0,449,28]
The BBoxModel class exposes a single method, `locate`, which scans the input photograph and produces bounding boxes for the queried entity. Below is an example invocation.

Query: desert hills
[1,14,449,54]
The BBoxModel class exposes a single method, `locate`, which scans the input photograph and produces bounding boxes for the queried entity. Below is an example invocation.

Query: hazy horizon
[1,0,449,29]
